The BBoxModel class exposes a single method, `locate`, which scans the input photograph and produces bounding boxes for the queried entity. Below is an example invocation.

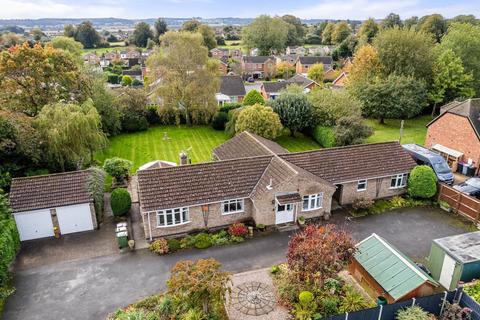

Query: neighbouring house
[241,56,276,79]
[324,68,341,82]
[428,231,480,291]
[216,75,246,105]
[122,69,143,81]
[349,233,439,303]
[286,46,307,55]
[425,99,480,174]
[218,56,228,75]
[260,74,319,100]
[276,54,300,67]
[295,56,333,74]
[9,170,98,241]
[331,72,348,89]
[308,45,334,56]
[210,48,229,59]
[230,48,242,60]
[136,134,416,240]
[83,52,99,65]
[104,51,119,61]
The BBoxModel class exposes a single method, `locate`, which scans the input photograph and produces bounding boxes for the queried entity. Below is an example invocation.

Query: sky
[0,0,479,20]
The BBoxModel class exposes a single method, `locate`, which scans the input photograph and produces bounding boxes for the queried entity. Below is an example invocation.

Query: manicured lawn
[366,115,431,145]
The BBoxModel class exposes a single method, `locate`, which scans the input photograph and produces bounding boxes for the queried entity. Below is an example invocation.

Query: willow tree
[35,100,107,171]
[147,31,220,125]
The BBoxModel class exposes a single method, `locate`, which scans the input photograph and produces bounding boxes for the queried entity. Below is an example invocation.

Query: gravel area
[226,268,290,320]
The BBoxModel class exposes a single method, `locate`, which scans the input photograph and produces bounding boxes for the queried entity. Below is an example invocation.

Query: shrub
[270,265,281,275]
[294,291,318,319]
[313,125,335,148]
[121,75,133,86]
[181,235,197,249]
[211,111,228,130]
[333,116,373,146]
[352,198,374,211]
[219,103,242,113]
[439,301,472,320]
[396,306,430,320]
[230,235,245,243]
[235,104,283,139]
[149,238,169,255]
[320,297,340,317]
[110,188,131,216]
[194,233,213,249]
[408,165,437,199]
[299,291,314,305]
[103,157,133,183]
[211,230,230,246]
[242,89,265,106]
[107,73,120,84]
[390,196,407,208]
[145,105,161,125]
[121,112,149,132]
[167,238,181,252]
[339,285,371,313]
[271,92,314,136]
[228,222,248,237]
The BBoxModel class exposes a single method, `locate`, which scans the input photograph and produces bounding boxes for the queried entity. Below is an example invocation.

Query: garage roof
[433,231,480,264]
[355,233,438,300]
[9,170,93,212]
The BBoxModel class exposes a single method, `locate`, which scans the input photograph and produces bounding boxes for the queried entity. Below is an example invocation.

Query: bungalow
[260,74,319,100]
[349,233,438,303]
[136,133,415,240]
[9,170,98,241]
[296,56,333,74]
[122,69,143,81]
[276,54,299,66]
[241,56,276,79]
[216,75,246,105]
[286,46,307,55]
[425,99,480,174]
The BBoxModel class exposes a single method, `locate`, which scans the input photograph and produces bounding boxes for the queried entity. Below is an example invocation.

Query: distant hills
[0,17,353,30]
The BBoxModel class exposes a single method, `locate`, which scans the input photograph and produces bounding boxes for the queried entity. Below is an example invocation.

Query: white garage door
[56,203,94,235]
[14,209,54,241]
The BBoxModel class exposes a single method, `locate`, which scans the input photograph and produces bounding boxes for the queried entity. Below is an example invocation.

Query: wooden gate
[438,183,480,222]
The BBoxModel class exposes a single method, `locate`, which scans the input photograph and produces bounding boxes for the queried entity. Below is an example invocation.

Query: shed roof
[433,231,480,264]
[355,233,437,300]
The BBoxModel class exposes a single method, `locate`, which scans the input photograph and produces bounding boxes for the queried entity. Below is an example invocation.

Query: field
[218,40,247,53]
[366,115,431,145]
[82,42,129,54]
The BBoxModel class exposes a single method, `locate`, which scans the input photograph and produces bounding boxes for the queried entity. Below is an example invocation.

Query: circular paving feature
[230,281,276,316]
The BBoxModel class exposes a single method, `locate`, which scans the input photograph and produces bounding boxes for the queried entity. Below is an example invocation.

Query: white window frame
[390,173,408,189]
[357,179,367,191]
[156,207,189,228]
[302,193,323,211]
[221,199,244,215]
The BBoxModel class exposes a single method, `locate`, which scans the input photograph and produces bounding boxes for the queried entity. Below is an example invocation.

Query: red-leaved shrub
[228,222,248,237]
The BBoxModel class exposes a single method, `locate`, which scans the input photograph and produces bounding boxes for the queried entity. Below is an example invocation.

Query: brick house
[332,72,348,89]
[137,132,415,240]
[260,74,319,100]
[425,99,480,173]
[216,75,246,105]
[286,46,307,55]
[296,56,333,74]
[241,56,276,79]
[210,48,229,59]
[218,57,228,75]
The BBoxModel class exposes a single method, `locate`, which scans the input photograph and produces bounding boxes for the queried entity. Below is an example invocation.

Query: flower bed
[351,195,435,217]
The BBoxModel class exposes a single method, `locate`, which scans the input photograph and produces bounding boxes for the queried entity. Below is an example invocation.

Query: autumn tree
[132,22,154,47]
[307,63,324,83]
[332,21,352,44]
[242,15,289,55]
[357,18,379,44]
[235,104,283,139]
[321,22,335,44]
[272,88,313,136]
[418,14,447,42]
[167,258,231,317]
[35,100,107,171]
[147,31,220,125]
[276,61,295,79]
[347,44,381,85]
[0,43,89,116]
[287,224,356,284]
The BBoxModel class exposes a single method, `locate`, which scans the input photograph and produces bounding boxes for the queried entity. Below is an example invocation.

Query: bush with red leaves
[228,222,248,237]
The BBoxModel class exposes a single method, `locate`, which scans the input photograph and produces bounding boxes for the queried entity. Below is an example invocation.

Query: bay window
[302,193,323,211]
[156,207,189,227]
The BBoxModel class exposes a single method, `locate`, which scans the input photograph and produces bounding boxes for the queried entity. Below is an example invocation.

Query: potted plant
[439,200,451,212]
[256,223,266,232]
[298,216,306,225]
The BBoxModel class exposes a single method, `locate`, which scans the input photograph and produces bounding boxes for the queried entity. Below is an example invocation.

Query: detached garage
[9,170,98,241]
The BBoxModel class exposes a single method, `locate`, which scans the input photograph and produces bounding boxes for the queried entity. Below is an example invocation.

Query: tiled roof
[243,56,274,64]
[9,170,93,212]
[262,82,288,93]
[219,75,246,96]
[276,193,302,204]
[213,131,288,160]
[298,56,333,65]
[137,156,272,211]
[286,74,317,87]
[281,141,416,183]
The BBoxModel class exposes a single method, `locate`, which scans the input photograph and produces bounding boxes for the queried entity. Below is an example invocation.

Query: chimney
[179,152,189,166]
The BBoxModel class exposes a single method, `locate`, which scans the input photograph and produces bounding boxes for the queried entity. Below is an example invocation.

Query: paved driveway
[4,207,475,320]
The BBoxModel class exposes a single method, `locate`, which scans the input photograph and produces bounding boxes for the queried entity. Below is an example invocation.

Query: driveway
[4,207,475,320]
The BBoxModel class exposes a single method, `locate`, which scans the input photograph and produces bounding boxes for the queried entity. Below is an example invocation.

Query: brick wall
[425,113,480,169]
[338,176,407,205]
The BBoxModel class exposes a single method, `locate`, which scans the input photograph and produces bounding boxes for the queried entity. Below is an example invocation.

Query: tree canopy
[381,13,403,29]
[358,18,379,44]
[308,89,363,126]
[243,89,265,106]
[50,36,84,64]
[242,15,289,55]
[153,18,168,43]
[332,21,352,44]
[235,104,283,139]
[272,90,313,136]
[132,22,154,47]
[71,21,102,49]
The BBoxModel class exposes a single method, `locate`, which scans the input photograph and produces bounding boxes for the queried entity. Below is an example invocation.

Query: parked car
[402,144,454,185]
[453,177,480,198]
[247,76,255,83]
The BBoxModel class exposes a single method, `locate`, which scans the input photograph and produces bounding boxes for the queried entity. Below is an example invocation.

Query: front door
[276,203,295,224]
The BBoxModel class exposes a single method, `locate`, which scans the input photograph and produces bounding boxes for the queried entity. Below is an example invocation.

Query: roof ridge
[245,131,278,156]
[11,169,91,181]
[282,141,401,157]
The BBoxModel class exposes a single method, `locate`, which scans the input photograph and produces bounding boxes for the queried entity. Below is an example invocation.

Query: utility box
[428,231,480,290]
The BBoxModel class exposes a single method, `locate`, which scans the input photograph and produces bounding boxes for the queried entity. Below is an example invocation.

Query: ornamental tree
[408,165,437,199]
[272,89,313,136]
[287,224,356,285]
[242,89,265,106]
[110,188,131,216]
[103,157,133,183]
[167,258,231,316]
[307,63,324,84]
[235,104,283,139]
[308,89,362,126]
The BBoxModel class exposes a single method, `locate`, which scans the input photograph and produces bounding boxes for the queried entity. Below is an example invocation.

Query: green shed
[428,231,480,291]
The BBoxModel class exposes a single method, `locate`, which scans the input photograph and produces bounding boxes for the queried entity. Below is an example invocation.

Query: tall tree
[63,24,75,37]
[272,89,313,136]
[430,49,475,114]
[31,28,44,41]
[0,43,89,116]
[74,21,101,49]
[347,44,381,85]
[418,14,447,42]
[357,18,379,44]
[181,20,216,50]
[332,21,352,44]
[308,89,363,126]
[449,15,479,26]
[373,27,436,81]
[132,22,154,47]
[381,13,403,29]
[439,22,480,94]
[182,19,202,32]
[50,36,84,64]
[321,22,335,44]
[35,101,107,171]
[153,18,168,43]
[281,14,305,46]
[147,31,220,125]
[242,15,289,55]
[404,16,419,30]
[235,104,283,139]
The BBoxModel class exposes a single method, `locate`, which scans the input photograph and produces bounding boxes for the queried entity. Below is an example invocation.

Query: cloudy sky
[0,0,479,20]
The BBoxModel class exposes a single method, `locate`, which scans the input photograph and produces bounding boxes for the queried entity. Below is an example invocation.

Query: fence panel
[460,293,480,320]
[380,300,412,319]
[347,307,380,320]
[438,183,480,222]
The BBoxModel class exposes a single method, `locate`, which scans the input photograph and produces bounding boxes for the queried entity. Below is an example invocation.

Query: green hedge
[110,188,131,216]
[313,125,335,148]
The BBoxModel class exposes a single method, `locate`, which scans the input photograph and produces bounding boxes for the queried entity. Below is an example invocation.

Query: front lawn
[94,125,320,169]
[366,115,431,145]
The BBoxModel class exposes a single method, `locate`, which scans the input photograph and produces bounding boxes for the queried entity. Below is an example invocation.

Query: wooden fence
[438,183,480,222]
